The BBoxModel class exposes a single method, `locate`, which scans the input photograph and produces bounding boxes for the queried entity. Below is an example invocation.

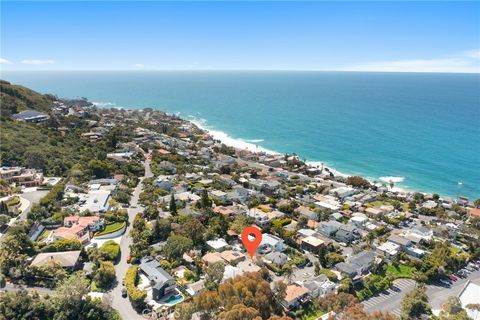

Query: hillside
[0,80,53,118]
[0,82,110,176]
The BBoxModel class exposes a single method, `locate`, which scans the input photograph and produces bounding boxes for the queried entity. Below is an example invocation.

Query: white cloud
[463,49,480,59]
[131,63,145,68]
[343,49,480,73]
[0,58,13,65]
[21,59,55,65]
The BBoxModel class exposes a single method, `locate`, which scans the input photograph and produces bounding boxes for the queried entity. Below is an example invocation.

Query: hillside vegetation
[0,80,53,117]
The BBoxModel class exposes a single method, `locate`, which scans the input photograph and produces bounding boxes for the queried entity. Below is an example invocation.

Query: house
[206,238,229,252]
[302,275,336,298]
[202,252,224,265]
[376,241,400,258]
[349,215,368,227]
[335,250,376,279]
[281,284,310,310]
[334,224,359,243]
[220,250,246,264]
[365,207,383,218]
[154,176,174,191]
[264,252,288,267]
[186,280,205,297]
[317,221,343,237]
[77,189,111,213]
[405,226,433,244]
[30,250,81,270]
[259,233,285,253]
[317,221,359,243]
[404,246,427,259]
[329,187,355,199]
[49,225,91,244]
[12,110,50,123]
[314,195,341,211]
[301,236,327,253]
[296,206,318,221]
[139,257,176,301]
[246,208,271,228]
[0,166,44,187]
[210,190,228,203]
[64,215,104,231]
[213,206,237,217]
[387,234,412,248]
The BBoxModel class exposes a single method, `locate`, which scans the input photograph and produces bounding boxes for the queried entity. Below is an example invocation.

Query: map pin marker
[241,226,262,257]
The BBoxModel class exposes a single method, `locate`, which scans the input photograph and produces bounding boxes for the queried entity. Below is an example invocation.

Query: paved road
[362,278,416,317]
[111,158,153,320]
[18,189,49,220]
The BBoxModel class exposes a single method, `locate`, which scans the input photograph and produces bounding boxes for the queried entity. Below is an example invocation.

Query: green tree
[205,261,225,290]
[95,261,116,289]
[162,235,193,260]
[50,273,90,319]
[400,285,431,320]
[152,218,172,241]
[439,297,470,320]
[170,193,177,215]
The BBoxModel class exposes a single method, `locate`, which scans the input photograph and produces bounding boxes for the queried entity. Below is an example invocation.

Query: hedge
[94,222,126,236]
[125,266,147,309]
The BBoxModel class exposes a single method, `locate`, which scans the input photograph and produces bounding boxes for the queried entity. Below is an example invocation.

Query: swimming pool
[163,290,184,305]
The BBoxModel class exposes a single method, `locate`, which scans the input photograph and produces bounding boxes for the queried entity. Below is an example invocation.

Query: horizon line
[2,69,479,75]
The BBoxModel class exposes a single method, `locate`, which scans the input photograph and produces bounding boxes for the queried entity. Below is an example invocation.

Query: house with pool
[139,257,182,305]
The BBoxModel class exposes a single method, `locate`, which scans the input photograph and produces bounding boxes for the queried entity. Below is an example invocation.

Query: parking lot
[362,278,416,316]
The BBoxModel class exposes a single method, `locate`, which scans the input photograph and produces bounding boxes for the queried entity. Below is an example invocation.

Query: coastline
[97,102,459,199]
[188,115,414,196]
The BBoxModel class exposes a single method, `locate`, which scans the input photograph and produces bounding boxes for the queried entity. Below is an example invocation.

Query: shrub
[99,240,120,261]
[319,269,338,282]
[125,266,146,309]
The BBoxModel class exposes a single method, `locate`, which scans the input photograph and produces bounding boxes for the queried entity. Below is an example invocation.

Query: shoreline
[98,102,457,199]
[188,116,416,196]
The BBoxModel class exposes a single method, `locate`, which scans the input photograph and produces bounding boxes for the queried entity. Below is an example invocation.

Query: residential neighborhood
[1,81,480,320]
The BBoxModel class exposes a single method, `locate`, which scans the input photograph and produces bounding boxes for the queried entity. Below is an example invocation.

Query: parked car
[439,279,451,286]
[126,255,132,263]
[448,275,458,281]
[122,288,127,298]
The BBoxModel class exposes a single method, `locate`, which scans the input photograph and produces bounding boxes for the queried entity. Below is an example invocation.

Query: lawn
[94,222,126,236]
[37,229,51,242]
[386,264,416,279]
[294,302,325,320]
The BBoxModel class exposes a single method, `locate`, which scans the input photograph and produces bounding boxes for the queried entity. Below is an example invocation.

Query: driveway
[110,159,153,320]
[18,188,49,220]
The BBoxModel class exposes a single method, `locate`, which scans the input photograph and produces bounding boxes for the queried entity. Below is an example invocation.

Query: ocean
[2,71,479,199]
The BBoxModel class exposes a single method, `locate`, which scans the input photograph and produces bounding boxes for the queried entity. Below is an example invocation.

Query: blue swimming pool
[163,292,184,305]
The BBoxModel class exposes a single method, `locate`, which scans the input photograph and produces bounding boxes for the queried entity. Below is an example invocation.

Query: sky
[1,1,479,73]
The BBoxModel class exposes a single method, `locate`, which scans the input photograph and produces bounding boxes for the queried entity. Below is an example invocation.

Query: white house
[259,233,285,253]
[206,238,229,252]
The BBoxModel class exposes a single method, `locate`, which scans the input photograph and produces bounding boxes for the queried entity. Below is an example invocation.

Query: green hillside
[0,80,53,117]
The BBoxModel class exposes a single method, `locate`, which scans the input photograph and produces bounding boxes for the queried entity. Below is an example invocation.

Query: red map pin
[241,226,262,257]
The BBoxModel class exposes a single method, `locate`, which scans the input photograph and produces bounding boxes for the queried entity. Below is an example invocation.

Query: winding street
[111,157,153,320]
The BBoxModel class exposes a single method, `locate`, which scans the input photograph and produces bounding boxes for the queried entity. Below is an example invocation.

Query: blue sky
[1,1,479,72]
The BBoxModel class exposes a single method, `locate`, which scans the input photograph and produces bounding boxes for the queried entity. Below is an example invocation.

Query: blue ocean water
[2,71,479,199]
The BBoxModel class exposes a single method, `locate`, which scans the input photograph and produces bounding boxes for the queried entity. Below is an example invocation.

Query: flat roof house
[12,110,50,123]
[139,257,176,301]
